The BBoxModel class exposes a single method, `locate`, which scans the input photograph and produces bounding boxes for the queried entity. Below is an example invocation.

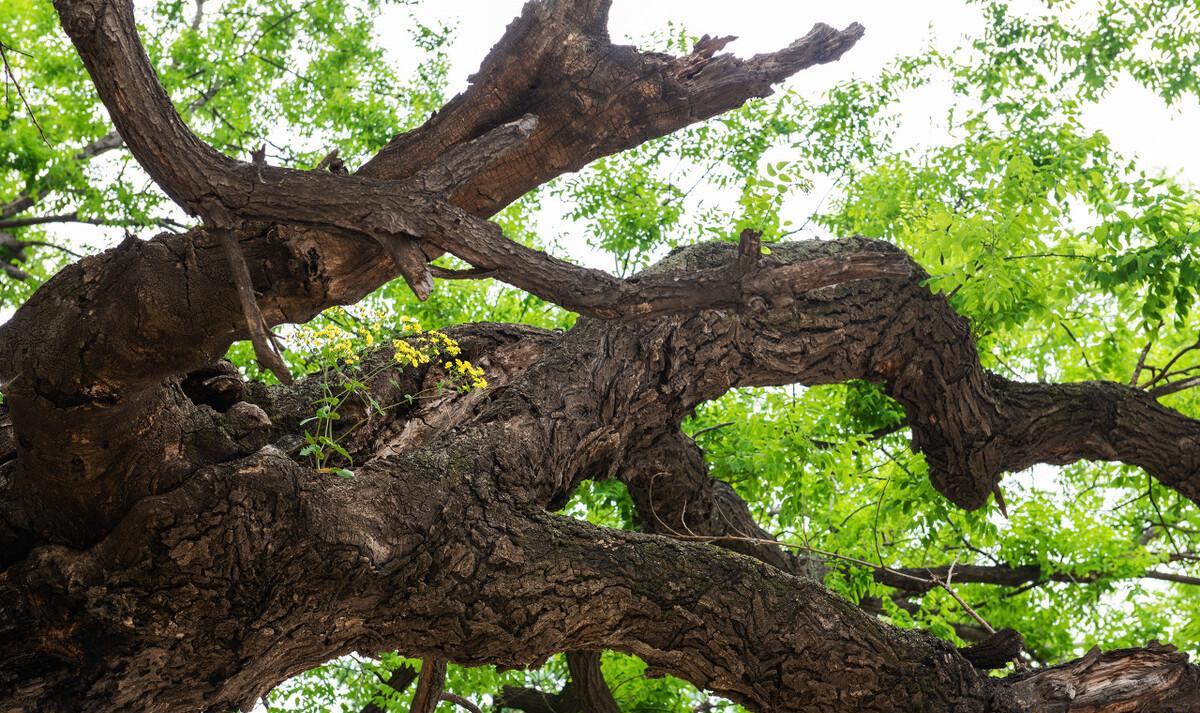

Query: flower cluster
[303,323,363,365]
[391,339,430,368]
[390,318,454,367]
[391,319,486,392]
[294,306,488,392]
[293,305,390,367]
[445,358,488,391]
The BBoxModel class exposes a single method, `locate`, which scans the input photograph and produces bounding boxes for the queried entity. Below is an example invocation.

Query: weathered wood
[0,0,1196,711]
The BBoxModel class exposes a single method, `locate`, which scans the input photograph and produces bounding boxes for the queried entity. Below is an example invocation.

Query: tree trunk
[0,1,1198,711]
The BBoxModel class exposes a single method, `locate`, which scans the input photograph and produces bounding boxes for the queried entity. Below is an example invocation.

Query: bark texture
[0,0,1198,712]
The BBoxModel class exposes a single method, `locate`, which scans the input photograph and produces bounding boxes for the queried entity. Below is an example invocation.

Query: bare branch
[408,659,447,713]
[0,212,84,229]
[1148,375,1200,398]
[1131,337,1154,386]
[439,693,484,713]
[1147,570,1200,586]
[874,561,1200,591]
[1144,335,1200,389]
[0,40,50,146]
[565,652,620,713]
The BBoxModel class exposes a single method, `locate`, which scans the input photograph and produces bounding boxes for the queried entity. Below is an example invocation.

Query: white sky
[5,3,1193,704]
[375,0,1200,272]
[9,0,1199,301]
[399,0,1200,179]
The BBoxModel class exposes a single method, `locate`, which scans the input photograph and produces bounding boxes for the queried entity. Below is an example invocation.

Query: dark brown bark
[565,652,620,713]
[875,561,1200,592]
[4,242,1199,711]
[957,629,1025,670]
[0,1,1198,712]
[497,652,620,713]
[362,665,419,713]
[408,659,447,713]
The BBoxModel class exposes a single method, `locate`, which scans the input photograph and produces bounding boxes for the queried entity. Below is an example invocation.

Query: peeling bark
[0,0,1197,711]
[4,241,1199,711]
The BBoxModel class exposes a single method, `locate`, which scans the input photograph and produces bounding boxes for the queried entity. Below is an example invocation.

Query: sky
[372,0,1200,272]
[396,0,1200,180]
[11,0,1200,299]
[9,3,1197,707]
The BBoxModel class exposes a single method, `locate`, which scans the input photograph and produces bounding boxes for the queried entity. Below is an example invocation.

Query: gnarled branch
[2,2,1199,712]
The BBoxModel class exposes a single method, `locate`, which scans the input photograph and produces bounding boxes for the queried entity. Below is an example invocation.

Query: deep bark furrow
[5,254,1199,710]
[0,443,1004,712]
[1,0,1199,711]
[2,0,862,545]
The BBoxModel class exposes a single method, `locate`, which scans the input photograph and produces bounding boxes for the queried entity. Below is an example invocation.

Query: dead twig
[0,40,49,146]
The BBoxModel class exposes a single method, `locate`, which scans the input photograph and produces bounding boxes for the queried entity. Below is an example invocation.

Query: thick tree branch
[48,0,862,315]
[3,2,1199,711]
[1007,642,1200,712]
[51,0,440,297]
[496,684,575,713]
[8,225,1200,545]
[357,1,862,216]
[495,652,621,713]
[1,0,865,546]
[613,430,1040,666]
[45,0,877,327]
[2,442,1193,712]
[5,258,1200,710]
[619,430,820,577]
[464,240,1200,515]
[216,226,293,384]
[564,652,620,713]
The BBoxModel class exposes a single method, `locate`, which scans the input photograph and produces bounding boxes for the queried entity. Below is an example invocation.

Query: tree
[2,0,1200,710]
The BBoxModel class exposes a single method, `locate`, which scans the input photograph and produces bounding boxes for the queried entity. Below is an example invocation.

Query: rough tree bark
[1,0,1199,711]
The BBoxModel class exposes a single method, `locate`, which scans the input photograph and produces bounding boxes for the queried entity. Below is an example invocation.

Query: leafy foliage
[6,0,1200,709]
[0,0,449,307]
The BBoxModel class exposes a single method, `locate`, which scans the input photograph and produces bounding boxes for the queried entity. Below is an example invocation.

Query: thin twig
[0,236,82,258]
[0,40,50,146]
[1058,319,1098,377]
[1148,476,1182,558]
[1131,338,1154,386]
[929,571,994,635]
[689,421,734,438]
[1144,335,1200,389]
[438,693,483,713]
